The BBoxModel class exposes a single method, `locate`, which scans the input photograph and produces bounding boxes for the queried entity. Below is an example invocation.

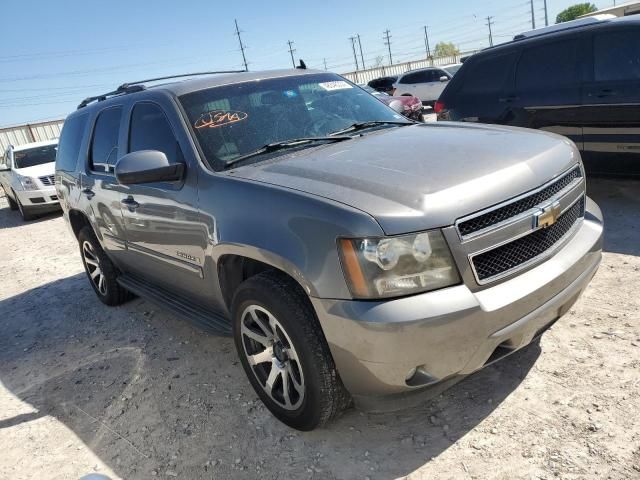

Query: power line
[348,36,360,70]
[383,29,393,65]
[287,40,296,68]
[486,16,495,47]
[357,34,366,70]
[234,19,249,72]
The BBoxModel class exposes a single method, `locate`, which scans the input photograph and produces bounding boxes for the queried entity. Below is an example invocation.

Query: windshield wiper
[224,136,352,169]
[330,120,413,136]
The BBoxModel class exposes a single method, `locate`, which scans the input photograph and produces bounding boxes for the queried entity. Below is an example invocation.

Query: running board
[117,274,232,336]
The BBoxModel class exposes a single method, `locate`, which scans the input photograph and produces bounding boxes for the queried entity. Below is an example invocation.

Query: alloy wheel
[82,240,107,296]
[240,305,305,410]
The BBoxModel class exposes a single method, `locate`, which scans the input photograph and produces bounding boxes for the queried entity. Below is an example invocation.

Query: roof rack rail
[77,70,247,109]
[513,14,615,41]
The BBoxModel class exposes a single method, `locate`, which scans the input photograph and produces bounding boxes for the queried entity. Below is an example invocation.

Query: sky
[0,0,613,126]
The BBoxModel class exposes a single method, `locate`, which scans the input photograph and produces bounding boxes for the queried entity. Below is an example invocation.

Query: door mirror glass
[115,150,185,185]
[439,76,449,82]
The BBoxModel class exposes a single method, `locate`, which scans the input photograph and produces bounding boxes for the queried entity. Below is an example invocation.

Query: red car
[362,85,424,121]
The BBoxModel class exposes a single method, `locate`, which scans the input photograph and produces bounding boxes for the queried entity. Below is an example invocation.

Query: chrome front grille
[458,166,581,237]
[454,164,585,285]
[39,174,55,186]
[472,197,585,281]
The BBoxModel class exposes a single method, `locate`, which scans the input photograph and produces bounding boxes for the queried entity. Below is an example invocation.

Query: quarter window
[56,113,88,172]
[90,107,122,173]
[516,39,580,90]
[594,29,640,82]
[129,103,181,164]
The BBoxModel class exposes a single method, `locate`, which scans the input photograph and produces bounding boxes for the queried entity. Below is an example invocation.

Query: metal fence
[0,119,65,152]
[341,51,476,85]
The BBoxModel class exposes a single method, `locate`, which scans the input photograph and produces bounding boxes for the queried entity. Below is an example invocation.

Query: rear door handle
[121,197,140,211]
[81,188,95,199]
[597,89,617,98]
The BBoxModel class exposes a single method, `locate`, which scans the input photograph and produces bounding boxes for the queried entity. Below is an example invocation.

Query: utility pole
[349,36,359,70]
[234,19,248,71]
[383,29,393,65]
[543,0,549,26]
[423,26,431,64]
[357,34,366,70]
[287,40,296,68]
[530,0,536,29]
[323,58,327,70]
[486,16,494,47]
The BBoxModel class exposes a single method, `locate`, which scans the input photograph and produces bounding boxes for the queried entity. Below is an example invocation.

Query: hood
[14,162,55,178]
[230,123,580,235]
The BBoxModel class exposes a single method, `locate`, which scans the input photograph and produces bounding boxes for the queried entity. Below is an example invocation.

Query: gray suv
[55,69,603,430]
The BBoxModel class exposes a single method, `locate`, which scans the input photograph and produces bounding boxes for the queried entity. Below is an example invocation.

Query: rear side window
[129,103,182,164]
[516,39,580,90]
[90,107,122,173]
[56,113,88,172]
[594,29,640,82]
[458,51,518,95]
[400,71,431,84]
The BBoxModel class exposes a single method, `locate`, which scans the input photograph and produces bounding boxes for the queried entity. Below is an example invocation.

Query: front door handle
[81,188,95,199]
[499,96,519,103]
[121,197,140,211]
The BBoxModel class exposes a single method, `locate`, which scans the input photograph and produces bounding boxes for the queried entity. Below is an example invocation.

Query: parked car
[392,67,452,106]
[0,140,60,220]
[362,85,424,121]
[367,76,397,94]
[56,69,602,431]
[442,63,463,76]
[436,15,640,176]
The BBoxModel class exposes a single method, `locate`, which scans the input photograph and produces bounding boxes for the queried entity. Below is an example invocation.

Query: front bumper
[312,197,603,411]
[15,187,60,210]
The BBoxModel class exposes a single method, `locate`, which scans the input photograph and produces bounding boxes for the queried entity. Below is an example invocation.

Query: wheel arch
[68,209,93,239]
[214,245,318,312]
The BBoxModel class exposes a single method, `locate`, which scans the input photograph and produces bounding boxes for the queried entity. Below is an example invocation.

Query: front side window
[516,39,579,90]
[13,144,58,169]
[594,29,640,82]
[90,107,122,172]
[129,103,181,163]
[179,73,407,170]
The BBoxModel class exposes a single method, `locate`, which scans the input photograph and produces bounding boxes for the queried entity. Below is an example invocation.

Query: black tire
[78,226,131,306]
[2,186,18,210]
[16,195,35,221]
[232,271,351,430]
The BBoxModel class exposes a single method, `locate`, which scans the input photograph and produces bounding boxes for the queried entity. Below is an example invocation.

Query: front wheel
[16,196,35,220]
[232,271,350,430]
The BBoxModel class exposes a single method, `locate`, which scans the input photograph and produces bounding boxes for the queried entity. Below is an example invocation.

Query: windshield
[179,73,409,170]
[13,144,57,169]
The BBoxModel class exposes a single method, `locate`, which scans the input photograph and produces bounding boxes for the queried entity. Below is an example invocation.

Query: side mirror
[440,76,449,82]
[115,150,185,185]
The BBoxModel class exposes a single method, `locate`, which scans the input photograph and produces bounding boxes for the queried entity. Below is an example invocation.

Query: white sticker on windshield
[318,81,353,91]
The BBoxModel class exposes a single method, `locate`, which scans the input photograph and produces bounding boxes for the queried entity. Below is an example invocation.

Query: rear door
[581,25,640,175]
[511,35,584,147]
[118,100,208,302]
[80,106,129,266]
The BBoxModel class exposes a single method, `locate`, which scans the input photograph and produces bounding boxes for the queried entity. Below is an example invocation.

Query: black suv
[436,15,640,176]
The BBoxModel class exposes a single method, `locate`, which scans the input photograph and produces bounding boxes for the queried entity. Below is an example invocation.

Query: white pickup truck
[0,140,60,220]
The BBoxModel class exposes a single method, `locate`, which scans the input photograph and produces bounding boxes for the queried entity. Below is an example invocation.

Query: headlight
[338,230,461,299]
[18,176,39,191]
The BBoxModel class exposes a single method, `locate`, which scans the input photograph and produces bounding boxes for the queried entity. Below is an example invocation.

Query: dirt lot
[0,178,638,480]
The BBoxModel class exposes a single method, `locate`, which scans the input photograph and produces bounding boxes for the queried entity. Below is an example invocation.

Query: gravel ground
[0,178,638,480]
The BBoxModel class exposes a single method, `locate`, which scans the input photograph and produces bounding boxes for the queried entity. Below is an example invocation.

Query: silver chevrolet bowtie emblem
[533,200,561,229]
